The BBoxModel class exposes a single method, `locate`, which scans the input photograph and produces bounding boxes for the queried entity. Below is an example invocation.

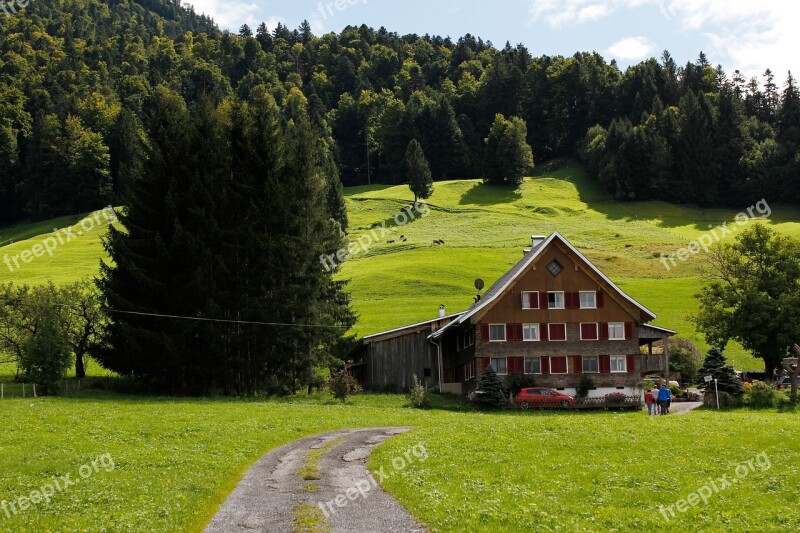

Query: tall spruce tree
[405,139,433,202]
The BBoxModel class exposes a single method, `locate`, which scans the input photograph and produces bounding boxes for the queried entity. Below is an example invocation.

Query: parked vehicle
[516,388,576,409]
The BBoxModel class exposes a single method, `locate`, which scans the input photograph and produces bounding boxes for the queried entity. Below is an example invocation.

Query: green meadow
[4,164,800,368]
[2,164,800,532]
[0,393,798,532]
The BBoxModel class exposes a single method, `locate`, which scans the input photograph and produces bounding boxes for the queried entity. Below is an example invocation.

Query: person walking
[644,389,655,415]
[658,384,672,415]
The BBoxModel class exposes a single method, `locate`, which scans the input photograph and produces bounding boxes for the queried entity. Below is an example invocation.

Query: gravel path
[205,428,426,533]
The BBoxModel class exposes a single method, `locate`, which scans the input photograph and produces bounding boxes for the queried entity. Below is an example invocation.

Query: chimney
[439,304,446,318]
[531,235,547,248]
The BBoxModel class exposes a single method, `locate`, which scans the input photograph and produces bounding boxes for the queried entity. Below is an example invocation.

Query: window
[463,329,474,348]
[489,324,506,342]
[491,357,508,375]
[583,356,599,373]
[524,357,541,374]
[580,323,599,341]
[523,324,540,341]
[548,291,565,309]
[608,322,625,340]
[611,356,627,373]
[551,356,568,374]
[547,260,563,277]
[579,291,596,309]
[521,291,539,309]
[548,323,567,341]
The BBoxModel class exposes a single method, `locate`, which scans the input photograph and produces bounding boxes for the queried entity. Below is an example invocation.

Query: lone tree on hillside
[405,139,433,202]
[484,114,534,187]
[695,224,800,377]
[696,348,744,395]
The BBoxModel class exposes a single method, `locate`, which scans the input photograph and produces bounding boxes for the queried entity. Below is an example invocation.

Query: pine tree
[405,139,433,202]
[475,366,508,406]
[696,348,744,395]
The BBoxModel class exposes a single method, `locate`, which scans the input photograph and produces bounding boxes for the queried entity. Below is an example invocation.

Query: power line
[54,304,350,329]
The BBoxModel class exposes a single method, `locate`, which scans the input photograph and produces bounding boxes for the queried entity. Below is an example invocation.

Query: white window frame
[550,356,568,374]
[582,356,599,374]
[491,357,508,375]
[579,291,597,309]
[489,324,506,342]
[548,291,565,309]
[524,357,541,375]
[608,322,625,340]
[580,322,599,341]
[522,323,540,342]
[611,355,627,373]
[548,323,567,342]
[521,291,539,310]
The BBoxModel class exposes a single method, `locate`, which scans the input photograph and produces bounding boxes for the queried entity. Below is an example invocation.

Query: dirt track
[205,428,426,532]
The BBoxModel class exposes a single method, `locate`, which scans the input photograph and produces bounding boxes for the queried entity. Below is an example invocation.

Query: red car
[516,388,576,409]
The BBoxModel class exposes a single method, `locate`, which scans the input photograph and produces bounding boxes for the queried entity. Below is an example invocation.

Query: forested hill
[2,0,799,226]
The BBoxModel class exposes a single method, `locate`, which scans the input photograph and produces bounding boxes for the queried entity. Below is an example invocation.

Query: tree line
[2,0,798,229]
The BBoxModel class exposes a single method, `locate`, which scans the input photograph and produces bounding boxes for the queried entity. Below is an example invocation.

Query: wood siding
[365,331,435,391]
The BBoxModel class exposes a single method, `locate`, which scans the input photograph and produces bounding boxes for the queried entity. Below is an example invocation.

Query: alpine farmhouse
[351,232,675,398]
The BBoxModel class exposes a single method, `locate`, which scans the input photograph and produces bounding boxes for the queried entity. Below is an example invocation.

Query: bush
[408,374,431,409]
[576,375,595,399]
[329,369,361,402]
[670,385,681,397]
[605,392,626,405]
[473,366,509,407]
[744,381,778,409]
[19,308,72,395]
[507,373,536,395]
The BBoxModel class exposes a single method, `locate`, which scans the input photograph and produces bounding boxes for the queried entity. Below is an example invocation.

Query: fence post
[1,383,3,399]
[22,383,25,398]
[33,383,36,397]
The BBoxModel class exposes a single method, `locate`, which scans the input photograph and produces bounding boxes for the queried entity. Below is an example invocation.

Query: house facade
[351,232,674,397]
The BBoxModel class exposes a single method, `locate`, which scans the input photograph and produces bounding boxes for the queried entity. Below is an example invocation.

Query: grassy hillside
[3,163,799,369]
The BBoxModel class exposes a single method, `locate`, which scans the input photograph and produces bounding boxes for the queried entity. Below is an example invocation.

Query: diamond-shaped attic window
[547,260,563,277]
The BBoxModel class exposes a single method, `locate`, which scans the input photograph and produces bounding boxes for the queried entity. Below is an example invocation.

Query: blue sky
[186,0,798,82]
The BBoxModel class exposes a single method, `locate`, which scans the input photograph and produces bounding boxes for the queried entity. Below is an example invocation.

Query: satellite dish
[474,279,485,291]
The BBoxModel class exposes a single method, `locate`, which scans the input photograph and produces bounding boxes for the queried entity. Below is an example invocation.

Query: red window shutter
[567,292,579,309]
[540,291,548,309]
[479,357,490,372]
[550,324,566,341]
[627,354,636,374]
[510,356,524,374]
[480,323,489,342]
[599,322,609,340]
[625,322,634,340]
[514,323,523,342]
[581,323,598,340]
[573,356,583,374]
[540,323,549,341]
[551,356,567,373]
[599,355,611,374]
[531,292,540,309]
[541,356,550,375]
[596,291,605,308]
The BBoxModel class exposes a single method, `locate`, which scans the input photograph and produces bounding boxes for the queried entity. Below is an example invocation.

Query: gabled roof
[362,313,462,344]
[430,231,657,339]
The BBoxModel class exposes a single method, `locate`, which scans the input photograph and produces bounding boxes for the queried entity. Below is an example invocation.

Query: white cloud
[529,0,799,77]
[606,36,654,60]
[183,0,261,30]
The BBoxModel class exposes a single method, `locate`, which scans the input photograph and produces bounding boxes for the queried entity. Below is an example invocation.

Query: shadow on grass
[459,182,522,206]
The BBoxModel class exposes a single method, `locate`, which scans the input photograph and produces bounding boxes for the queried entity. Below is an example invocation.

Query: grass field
[4,163,800,370]
[0,392,798,532]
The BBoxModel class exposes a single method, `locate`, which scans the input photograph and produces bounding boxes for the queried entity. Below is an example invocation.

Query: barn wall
[366,331,434,391]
